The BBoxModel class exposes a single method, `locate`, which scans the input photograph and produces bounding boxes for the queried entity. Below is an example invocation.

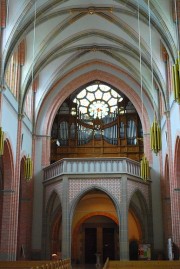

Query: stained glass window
[72,83,123,120]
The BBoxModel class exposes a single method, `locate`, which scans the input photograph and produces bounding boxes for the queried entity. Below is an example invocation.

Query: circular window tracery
[72,83,123,120]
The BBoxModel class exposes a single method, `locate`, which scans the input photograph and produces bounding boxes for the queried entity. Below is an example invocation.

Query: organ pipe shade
[140,156,149,181]
[150,119,162,154]
[172,55,180,103]
[0,127,4,156]
[25,156,33,181]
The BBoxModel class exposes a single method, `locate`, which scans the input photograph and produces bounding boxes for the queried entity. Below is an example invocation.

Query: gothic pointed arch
[161,154,172,255]
[43,190,62,259]
[173,136,180,246]
[17,156,33,260]
[0,139,14,259]
[70,187,120,264]
[50,81,144,162]
[128,189,152,245]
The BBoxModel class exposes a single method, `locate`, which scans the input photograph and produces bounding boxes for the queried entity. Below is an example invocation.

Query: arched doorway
[71,189,119,264]
[83,215,118,264]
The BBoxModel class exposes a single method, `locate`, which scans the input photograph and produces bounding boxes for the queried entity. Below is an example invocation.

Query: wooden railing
[103,260,180,269]
[44,158,141,181]
[0,258,70,269]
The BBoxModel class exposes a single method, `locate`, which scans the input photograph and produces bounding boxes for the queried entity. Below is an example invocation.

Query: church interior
[0,0,180,264]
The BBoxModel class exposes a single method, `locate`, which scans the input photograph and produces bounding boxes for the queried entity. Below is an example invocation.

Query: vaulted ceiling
[2,0,179,132]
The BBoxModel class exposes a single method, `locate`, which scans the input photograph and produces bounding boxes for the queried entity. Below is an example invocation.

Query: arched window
[51,82,143,162]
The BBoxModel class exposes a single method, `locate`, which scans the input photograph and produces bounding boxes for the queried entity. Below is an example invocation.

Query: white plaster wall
[21,117,33,156]
[32,138,44,250]
[2,90,18,158]
[2,89,33,160]
[170,102,180,161]
[3,0,27,47]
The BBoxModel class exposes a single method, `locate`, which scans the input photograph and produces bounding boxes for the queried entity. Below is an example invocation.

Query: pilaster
[62,175,71,259]
[120,175,129,260]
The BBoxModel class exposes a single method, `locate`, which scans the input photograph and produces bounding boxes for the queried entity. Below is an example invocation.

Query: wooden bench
[0,258,71,269]
[104,260,180,269]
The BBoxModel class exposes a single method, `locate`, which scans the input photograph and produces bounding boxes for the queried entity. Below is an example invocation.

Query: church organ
[51,83,143,162]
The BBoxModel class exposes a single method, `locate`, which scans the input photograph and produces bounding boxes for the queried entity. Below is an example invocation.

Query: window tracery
[51,82,143,162]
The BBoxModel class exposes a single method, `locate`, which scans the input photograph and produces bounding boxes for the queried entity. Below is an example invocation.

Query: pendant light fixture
[172,56,180,103]
[140,156,149,181]
[150,118,162,155]
[25,156,33,181]
[24,2,36,181]
[148,0,162,155]
[172,0,180,103]
[0,127,4,156]
[137,0,150,180]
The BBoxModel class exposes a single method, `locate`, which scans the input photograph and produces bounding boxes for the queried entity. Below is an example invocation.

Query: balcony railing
[44,158,141,181]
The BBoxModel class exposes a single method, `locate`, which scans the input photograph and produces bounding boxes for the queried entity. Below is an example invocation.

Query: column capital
[18,113,25,120]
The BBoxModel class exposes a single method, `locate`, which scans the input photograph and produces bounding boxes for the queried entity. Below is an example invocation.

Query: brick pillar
[120,174,129,260]
[0,140,14,260]
[0,87,3,122]
[172,136,180,249]
[165,114,180,249]
[0,121,23,261]
[61,175,70,259]
[0,0,6,118]
[9,117,23,260]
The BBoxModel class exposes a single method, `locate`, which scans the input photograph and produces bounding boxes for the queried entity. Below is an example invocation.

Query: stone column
[61,175,71,259]
[120,175,129,260]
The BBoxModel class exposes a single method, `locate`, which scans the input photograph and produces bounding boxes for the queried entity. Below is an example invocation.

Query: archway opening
[51,81,143,163]
[71,189,119,264]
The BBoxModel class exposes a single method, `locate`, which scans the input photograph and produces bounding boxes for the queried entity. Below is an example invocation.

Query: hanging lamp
[173,0,180,103]
[150,118,162,155]
[140,156,149,181]
[137,0,150,180]
[25,156,33,181]
[147,0,162,155]
[0,127,4,156]
[172,54,180,103]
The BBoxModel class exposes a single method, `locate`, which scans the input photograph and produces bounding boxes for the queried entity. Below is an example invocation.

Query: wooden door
[103,228,115,262]
[85,228,97,264]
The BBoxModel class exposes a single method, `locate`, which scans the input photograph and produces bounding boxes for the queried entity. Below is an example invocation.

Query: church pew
[0,261,52,269]
[0,259,71,269]
[105,260,180,269]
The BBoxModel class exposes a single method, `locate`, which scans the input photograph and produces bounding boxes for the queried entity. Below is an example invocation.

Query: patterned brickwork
[18,40,26,66]
[173,136,180,247]
[45,177,150,211]
[45,180,63,208]
[69,177,121,205]
[162,155,172,254]
[0,0,6,28]
[0,139,15,260]
[41,136,51,167]
[127,180,150,209]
